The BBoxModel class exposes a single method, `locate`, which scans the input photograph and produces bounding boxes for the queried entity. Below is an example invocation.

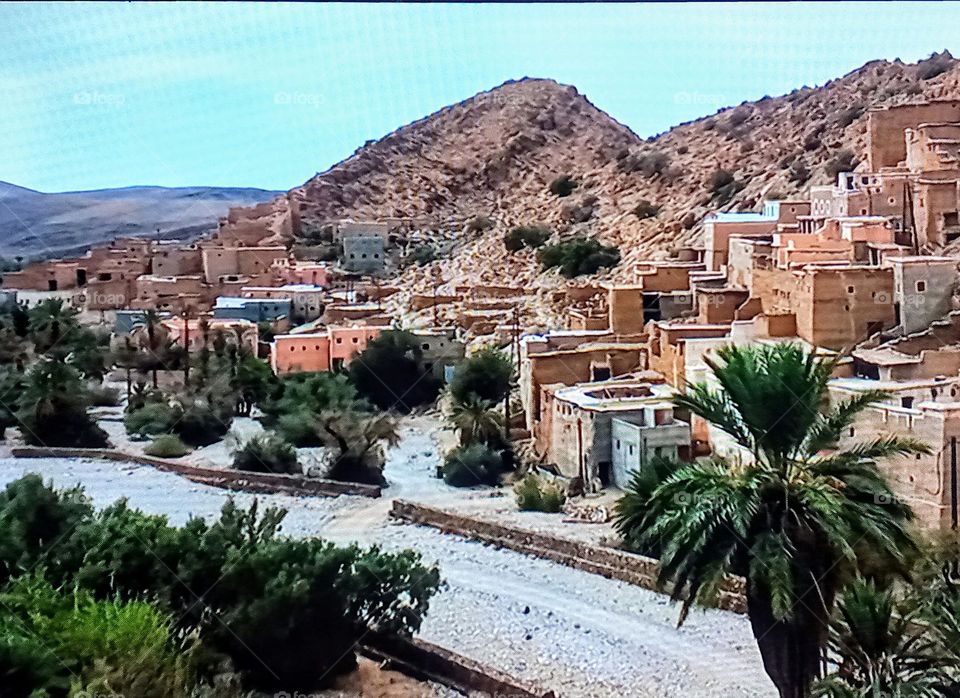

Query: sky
[1,2,958,193]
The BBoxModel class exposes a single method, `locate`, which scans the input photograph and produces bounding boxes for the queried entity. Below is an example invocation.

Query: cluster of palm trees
[614,342,958,697]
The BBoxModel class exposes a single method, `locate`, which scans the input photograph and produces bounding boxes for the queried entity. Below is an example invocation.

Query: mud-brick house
[535,379,689,491]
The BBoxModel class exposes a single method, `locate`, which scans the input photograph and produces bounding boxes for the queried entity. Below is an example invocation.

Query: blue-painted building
[213,297,292,323]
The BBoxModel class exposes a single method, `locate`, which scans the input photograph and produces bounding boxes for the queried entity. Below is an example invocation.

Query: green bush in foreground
[0,476,442,694]
[514,474,566,513]
[144,434,190,458]
[442,443,503,487]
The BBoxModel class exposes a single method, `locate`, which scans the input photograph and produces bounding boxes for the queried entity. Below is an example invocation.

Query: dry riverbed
[0,416,774,697]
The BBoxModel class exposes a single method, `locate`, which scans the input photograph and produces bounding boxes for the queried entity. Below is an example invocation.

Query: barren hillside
[261,52,960,321]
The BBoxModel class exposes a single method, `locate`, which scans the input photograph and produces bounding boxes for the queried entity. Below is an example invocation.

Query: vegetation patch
[538,237,620,278]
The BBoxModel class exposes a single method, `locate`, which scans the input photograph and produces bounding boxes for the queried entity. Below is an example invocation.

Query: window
[847,285,855,294]
[422,343,430,350]
[901,396,914,408]
[352,337,358,343]
[849,427,855,437]
[615,440,621,450]
[628,444,634,455]
[916,281,926,293]
[336,337,342,344]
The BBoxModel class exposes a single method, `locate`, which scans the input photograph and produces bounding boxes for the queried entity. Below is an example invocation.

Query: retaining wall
[11,446,381,498]
[362,633,555,698]
[390,499,746,614]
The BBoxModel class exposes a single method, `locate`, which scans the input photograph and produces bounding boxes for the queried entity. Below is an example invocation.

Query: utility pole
[182,305,191,386]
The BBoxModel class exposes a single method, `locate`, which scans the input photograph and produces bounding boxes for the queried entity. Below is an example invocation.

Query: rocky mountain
[0,182,279,261]
[254,51,960,321]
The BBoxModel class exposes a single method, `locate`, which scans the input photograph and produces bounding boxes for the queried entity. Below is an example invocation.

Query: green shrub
[548,174,578,197]
[514,474,566,512]
[504,226,550,252]
[144,434,190,458]
[0,477,442,694]
[449,347,514,405]
[405,244,436,266]
[443,444,503,487]
[16,360,109,448]
[0,575,198,698]
[125,402,176,437]
[276,410,323,447]
[632,200,660,220]
[87,384,120,407]
[174,399,232,447]
[232,434,299,475]
[538,237,621,278]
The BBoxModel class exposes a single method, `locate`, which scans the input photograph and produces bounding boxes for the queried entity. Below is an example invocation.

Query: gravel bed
[0,416,775,697]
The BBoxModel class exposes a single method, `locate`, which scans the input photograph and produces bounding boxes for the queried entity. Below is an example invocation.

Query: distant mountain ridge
[0,181,280,261]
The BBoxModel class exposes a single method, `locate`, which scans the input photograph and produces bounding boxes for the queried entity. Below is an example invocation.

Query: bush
[449,347,513,405]
[514,474,566,512]
[726,105,752,128]
[443,444,503,487]
[708,169,745,204]
[632,200,660,220]
[174,398,232,447]
[232,434,299,475]
[0,477,442,693]
[548,174,578,197]
[0,576,197,698]
[16,360,109,448]
[87,384,121,407]
[825,148,858,180]
[125,402,176,437]
[836,104,865,128]
[405,244,436,266]
[538,237,621,278]
[917,51,953,80]
[787,160,810,185]
[276,410,323,447]
[465,215,493,233]
[348,330,441,412]
[504,225,551,252]
[144,434,190,458]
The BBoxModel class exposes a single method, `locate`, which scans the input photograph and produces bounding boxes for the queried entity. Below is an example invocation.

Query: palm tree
[814,579,949,697]
[449,394,503,447]
[618,343,927,698]
[316,409,399,486]
[28,299,79,354]
[141,309,164,388]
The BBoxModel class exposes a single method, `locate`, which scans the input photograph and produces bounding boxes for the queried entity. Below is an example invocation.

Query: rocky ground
[0,416,774,697]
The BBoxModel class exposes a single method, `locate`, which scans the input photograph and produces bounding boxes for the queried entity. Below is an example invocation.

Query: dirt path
[0,417,774,697]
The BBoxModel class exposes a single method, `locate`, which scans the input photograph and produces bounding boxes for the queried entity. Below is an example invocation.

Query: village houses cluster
[5,99,960,533]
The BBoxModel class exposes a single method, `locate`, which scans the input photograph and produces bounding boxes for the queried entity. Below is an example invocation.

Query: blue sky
[1,2,957,192]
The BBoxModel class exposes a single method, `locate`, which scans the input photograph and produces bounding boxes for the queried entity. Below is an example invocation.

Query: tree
[231,354,276,416]
[232,434,299,475]
[317,410,399,485]
[449,394,503,447]
[448,347,513,405]
[16,359,109,448]
[617,343,927,698]
[349,330,440,413]
[141,309,164,388]
[814,579,950,697]
[28,299,79,354]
